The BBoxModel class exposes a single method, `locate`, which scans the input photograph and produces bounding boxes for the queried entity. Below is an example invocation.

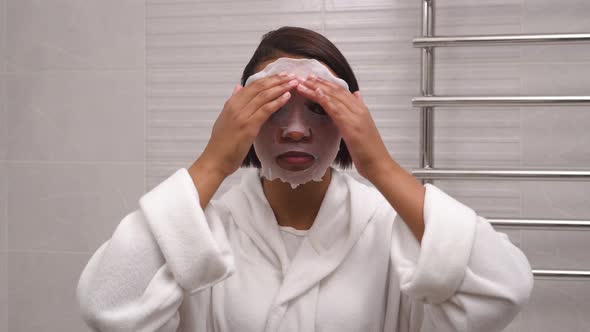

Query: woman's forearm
[369,159,426,243]
[188,156,227,209]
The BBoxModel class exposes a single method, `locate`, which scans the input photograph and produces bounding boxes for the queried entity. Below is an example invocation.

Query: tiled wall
[1,0,589,331]
[0,0,145,331]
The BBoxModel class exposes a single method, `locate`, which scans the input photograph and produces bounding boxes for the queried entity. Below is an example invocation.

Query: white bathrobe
[77,167,533,332]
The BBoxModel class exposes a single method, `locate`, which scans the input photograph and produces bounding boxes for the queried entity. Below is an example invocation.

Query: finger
[242,77,299,116]
[236,72,294,104]
[307,73,345,91]
[248,90,292,128]
[353,91,364,102]
[296,84,348,122]
[300,75,361,111]
[231,84,242,96]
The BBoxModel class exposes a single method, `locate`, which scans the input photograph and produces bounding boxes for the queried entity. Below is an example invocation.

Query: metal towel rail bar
[412,96,590,107]
[413,0,590,278]
[414,33,590,47]
[412,169,590,181]
[488,218,590,229]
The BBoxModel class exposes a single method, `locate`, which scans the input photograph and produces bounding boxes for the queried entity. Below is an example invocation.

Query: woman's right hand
[202,72,300,177]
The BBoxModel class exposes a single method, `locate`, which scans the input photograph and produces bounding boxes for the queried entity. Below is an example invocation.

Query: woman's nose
[280,110,311,142]
[284,130,308,141]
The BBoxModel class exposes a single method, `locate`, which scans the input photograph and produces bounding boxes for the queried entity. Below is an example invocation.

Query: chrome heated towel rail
[413,0,590,279]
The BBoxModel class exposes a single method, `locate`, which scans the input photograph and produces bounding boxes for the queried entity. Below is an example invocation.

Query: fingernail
[297,84,308,91]
[288,72,296,78]
[309,73,317,80]
[278,71,288,77]
[282,91,291,99]
[289,79,299,86]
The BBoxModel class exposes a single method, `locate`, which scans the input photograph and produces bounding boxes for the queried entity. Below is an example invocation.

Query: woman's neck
[262,168,332,230]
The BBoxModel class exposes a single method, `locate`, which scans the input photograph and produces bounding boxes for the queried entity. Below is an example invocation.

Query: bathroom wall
[0,0,145,331]
[1,0,589,331]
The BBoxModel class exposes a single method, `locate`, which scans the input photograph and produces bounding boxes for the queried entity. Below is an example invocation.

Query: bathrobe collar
[220,167,385,307]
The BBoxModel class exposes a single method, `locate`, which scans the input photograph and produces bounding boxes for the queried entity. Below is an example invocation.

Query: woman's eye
[308,103,327,115]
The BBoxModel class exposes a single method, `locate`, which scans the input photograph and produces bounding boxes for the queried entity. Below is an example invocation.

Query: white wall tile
[519,279,590,332]
[520,63,590,95]
[6,0,145,71]
[521,181,590,220]
[6,162,145,252]
[521,228,590,270]
[521,0,590,63]
[434,180,522,218]
[523,0,590,34]
[0,75,4,161]
[325,0,419,11]
[7,252,92,332]
[147,0,321,17]
[0,162,5,252]
[522,108,590,168]
[6,71,145,161]
[0,0,5,73]
[434,1,521,35]
[0,252,5,332]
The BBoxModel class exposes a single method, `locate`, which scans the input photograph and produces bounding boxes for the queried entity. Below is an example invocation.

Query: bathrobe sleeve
[389,183,534,332]
[76,168,235,332]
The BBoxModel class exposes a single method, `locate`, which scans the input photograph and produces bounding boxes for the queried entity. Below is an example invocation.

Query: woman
[77,26,533,332]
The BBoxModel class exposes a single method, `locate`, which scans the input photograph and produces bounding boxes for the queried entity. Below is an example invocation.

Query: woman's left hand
[296,74,393,182]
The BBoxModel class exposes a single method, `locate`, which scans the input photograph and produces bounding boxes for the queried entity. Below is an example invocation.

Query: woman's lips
[276,151,315,171]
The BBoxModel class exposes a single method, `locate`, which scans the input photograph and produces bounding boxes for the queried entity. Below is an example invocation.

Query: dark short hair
[240,26,358,169]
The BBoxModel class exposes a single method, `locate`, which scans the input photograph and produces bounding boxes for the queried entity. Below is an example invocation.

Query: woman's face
[251,56,343,188]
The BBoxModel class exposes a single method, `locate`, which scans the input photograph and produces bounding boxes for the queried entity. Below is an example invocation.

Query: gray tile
[6,0,145,71]
[0,0,5,72]
[521,228,590,270]
[435,47,521,66]
[0,75,4,161]
[434,180,522,218]
[0,252,6,332]
[147,0,321,17]
[6,162,145,252]
[520,64,590,95]
[7,251,93,332]
[521,181,590,220]
[522,108,590,168]
[0,161,5,251]
[325,0,418,11]
[324,9,420,65]
[6,71,144,162]
[521,44,590,64]
[435,1,521,36]
[432,108,522,169]
[523,0,590,34]
[519,279,590,332]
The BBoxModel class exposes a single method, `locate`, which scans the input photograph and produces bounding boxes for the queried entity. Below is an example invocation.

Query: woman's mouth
[276,151,316,171]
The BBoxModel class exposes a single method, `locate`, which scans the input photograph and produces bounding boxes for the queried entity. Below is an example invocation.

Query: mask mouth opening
[277,151,315,158]
[275,151,317,172]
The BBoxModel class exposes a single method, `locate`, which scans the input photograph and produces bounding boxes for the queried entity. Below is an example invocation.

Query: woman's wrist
[188,155,227,209]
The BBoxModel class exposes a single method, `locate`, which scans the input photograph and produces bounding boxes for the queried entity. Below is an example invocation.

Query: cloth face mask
[244,58,348,188]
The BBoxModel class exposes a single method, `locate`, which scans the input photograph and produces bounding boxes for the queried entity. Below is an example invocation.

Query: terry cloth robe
[77,167,534,332]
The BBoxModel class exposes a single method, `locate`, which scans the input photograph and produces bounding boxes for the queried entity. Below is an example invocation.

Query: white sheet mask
[244,58,348,188]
